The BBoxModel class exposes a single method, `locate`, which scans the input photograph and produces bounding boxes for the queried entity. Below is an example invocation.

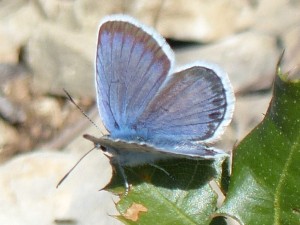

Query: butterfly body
[87,14,235,171]
[84,130,226,167]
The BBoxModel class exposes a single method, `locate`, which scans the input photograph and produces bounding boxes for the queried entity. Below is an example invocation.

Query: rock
[40,106,104,151]
[282,25,300,79]
[11,0,300,98]
[153,0,254,42]
[74,0,124,30]
[0,96,26,124]
[0,29,20,63]
[1,71,31,103]
[26,22,96,97]
[0,1,41,63]
[31,96,64,129]
[36,0,255,42]
[253,0,300,36]
[31,0,81,29]
[76,0,254,42]
[234,94,271,141]
[0,150,121,225]
[0,0,27,16]
[215,93,271,154]
[175,31,279,93]
[0,64,28,85]
[0,119,19,162]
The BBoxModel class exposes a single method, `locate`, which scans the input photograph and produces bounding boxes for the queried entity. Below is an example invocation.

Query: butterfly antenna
[63,89,103,135]
[56,147,96,188]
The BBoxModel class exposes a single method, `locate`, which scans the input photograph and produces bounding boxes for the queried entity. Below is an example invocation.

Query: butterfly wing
[84,134,227,166]
[95,15,235,159]
[96,15,173,133]
[136,62,235,144]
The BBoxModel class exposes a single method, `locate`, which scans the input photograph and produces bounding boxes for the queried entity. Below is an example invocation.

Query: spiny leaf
[218,64,300,225]
[105,157,229,225]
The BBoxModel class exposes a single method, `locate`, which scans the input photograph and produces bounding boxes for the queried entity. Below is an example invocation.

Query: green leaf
[105,156,229,225]
[218,67,300,224]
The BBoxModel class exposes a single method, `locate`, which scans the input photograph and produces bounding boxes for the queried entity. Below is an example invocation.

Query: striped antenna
[63,89,104,136]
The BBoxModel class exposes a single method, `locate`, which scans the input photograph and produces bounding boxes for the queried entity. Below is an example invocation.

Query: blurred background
[0,0,299,224]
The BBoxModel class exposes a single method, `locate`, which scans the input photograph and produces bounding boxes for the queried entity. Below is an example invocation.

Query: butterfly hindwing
[136,63,234,144]
[88,135,226,166]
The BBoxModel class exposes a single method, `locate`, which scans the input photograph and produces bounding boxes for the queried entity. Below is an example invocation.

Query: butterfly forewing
[96,18,173,132]
[136,64,234,143]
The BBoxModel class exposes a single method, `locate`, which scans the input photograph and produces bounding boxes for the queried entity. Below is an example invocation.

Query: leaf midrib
[274,133,300,225]
[145,182,199,225]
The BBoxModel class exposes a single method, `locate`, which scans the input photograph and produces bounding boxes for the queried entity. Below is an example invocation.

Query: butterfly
[83,14,235,192]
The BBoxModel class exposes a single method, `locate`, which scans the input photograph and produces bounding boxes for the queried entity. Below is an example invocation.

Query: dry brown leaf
[123,203,148,222]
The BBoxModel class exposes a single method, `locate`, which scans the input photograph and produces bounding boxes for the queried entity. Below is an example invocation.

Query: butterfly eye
[100,146,107,152]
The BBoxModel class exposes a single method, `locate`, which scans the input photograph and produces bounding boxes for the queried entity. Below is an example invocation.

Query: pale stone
[0,119,19,155]
[74,0,125,30]
[75,0,255,42]
[0,96,26,124]
[32,0,82,29]
[282,26,300,79]
[2,74,31,103]
[0,151,121,225]
[31,97,64,129]
[253,0,300,36]
[0,3,41,63]
[2,4,41,45]
[154,0,254,42]
[0,0,27,16]
[233,94,271,141]
[0,30,19,63]
[26,22,96,97]
[175,31,279,93]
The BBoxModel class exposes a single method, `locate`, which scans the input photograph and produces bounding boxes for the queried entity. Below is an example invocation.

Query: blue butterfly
[84,14,235,191]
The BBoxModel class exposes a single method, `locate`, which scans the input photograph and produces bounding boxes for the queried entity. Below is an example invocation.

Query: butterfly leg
[149,163,170,176]
[149,163,176,181]
[115,161,130,196]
